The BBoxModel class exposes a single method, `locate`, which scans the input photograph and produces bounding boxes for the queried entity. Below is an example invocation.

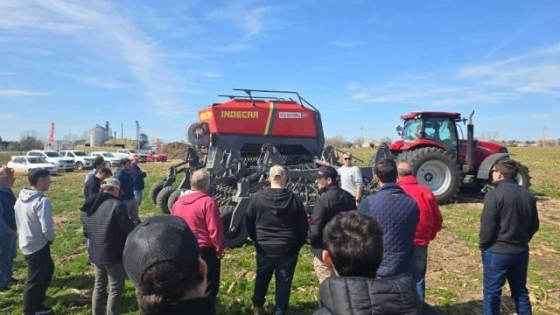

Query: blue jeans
[0,230,17,289]
[482,250,532,315]
[253,252,299,315]
[413,245,428,301]
[133,190,143,206]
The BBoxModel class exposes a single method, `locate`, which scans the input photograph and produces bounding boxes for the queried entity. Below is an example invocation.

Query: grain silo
[90,126,105,146]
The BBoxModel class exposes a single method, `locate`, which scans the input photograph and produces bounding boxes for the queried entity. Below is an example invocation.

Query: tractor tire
[516,163,532,189]
[398,147,460,204]
[156,186,176,214]
[149,182,165,204]
[167,189,183,213]
[221,206,248,248]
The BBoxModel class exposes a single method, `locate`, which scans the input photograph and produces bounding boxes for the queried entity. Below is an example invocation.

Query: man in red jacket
[397,162,442,302]
[171,169,224,298]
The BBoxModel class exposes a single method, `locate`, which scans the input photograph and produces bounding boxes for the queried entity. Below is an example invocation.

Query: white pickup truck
[114,149,148,162]
[27,150,75,172]
[59,150,95,170]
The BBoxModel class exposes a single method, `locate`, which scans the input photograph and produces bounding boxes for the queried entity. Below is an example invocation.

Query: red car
[145,151,168,162]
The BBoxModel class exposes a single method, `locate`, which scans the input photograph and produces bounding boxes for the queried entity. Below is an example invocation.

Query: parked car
[7,156,58,175]
[114,149,148,162]
[89,151,121,167]
[59,150,95,170]
[144,150,168,162]
[27,150,74,172]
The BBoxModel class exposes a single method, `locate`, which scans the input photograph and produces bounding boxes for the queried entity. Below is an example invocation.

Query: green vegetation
[0,147,559,314]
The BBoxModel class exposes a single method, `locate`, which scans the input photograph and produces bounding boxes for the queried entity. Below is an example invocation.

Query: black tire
[398,147,460,204]
[167,189,183,213]
[149,182,165,204]
[221,206,248,248]
[516,163,532,189]
[75,162,84,170]
[156,186,176,214]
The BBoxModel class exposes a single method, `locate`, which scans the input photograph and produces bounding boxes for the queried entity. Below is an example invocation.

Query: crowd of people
[0,154,540,315]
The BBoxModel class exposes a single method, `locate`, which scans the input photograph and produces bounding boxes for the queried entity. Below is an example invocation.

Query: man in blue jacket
[358,158,419,278]
[114,158,140,225]
[0,167,17,291]
[129,155,147,207]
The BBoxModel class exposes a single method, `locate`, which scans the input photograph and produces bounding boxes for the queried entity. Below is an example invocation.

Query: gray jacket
[15,188,55,255]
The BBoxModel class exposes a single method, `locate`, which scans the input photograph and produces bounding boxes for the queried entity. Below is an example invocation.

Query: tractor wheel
[221,206,248,248]
[167,189,183,213]
[149,182,165,204]
[398,147,460,204]
[516,163,532,189]
[156,186,176,214]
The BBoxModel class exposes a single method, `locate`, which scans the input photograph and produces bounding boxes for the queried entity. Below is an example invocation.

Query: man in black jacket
[80,178,134,315]
[83,167,112,199]
[246,165,308,315]
[314,211,422,315]
[479,159,539,315]
[309,165,355,283]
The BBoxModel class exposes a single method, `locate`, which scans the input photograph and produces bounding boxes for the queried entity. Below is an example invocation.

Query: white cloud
[0,114,18,119]
[348,42,560,106]
[1,0,189,111]
[459,44,560,95]
[0,89,50,96]
[75,76,129,90]
[209,2,273,37]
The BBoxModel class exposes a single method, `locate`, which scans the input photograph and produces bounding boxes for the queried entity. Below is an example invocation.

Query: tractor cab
[397,112,461,156]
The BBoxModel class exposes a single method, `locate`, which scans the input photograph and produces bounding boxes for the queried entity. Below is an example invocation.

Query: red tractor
[375,111,531,204]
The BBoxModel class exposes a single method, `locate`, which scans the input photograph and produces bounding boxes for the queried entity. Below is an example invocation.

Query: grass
[1,147,559,314]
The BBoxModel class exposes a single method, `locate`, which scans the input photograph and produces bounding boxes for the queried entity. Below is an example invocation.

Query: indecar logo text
[221,111,259,118]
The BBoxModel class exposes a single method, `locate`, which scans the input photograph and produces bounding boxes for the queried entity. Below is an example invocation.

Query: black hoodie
[245,187,308,257]
[80,193,134,265]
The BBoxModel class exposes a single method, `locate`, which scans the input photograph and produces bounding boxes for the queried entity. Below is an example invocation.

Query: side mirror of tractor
[396,125,402,136]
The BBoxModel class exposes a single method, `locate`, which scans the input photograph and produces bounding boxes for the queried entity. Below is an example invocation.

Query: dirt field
[426,196,560,314]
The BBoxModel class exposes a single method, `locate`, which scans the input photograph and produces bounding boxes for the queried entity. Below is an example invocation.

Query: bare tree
[80,130,90,141]
[63,133,78,143]
[325,135,347,148]
[380,136,392,143]
[354,136,366,147]
[20,130,40,140]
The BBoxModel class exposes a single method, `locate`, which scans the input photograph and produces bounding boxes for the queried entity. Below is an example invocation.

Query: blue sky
[1,0,559,143]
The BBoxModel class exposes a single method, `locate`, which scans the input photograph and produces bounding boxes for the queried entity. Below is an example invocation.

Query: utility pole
[542,125,546,147]
[135,120,140,149]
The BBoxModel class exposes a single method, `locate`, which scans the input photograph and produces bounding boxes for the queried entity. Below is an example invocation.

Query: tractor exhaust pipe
[467,111,475,171]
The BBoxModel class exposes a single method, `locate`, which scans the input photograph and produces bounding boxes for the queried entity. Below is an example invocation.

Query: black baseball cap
[123,216,200,295]
[317,165,338,181]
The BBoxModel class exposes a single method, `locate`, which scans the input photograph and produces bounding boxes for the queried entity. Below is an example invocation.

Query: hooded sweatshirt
[245,187,308,257]
[171,190,224,257]
[14,188,55,255]
[80,192,134,265]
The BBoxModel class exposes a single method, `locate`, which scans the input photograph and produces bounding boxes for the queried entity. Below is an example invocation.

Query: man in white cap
[245,165,308,315]
[80,177,134,315]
